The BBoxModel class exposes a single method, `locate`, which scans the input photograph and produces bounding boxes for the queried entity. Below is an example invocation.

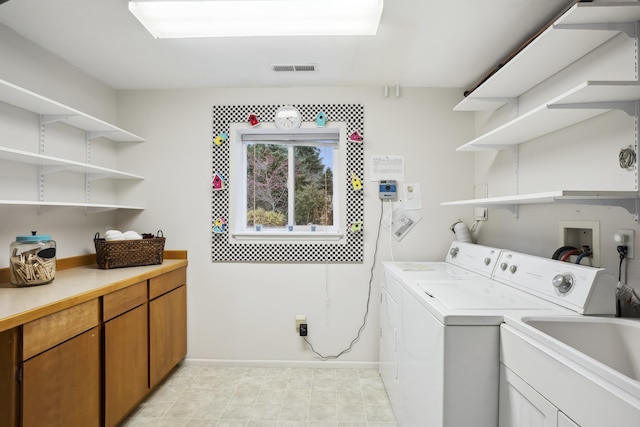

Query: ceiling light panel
[129,0,384,38]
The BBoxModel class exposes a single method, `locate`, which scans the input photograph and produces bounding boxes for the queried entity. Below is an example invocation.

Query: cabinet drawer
[149,267,186,300]
[103,281,147,322]
[23,299,99,360]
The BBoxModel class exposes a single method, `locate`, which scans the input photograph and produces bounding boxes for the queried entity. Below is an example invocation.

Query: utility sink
[503,316,640,426]
[519,316,640,393]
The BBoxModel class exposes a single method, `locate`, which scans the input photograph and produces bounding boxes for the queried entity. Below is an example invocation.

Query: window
[213,103,364,262]
[231,126,344,238]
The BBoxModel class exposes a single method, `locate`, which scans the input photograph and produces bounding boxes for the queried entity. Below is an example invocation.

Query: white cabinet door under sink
[558,412,580,427]
[499,363,558,427]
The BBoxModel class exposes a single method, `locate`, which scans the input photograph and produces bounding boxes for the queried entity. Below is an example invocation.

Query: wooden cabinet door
[149,285,186,388]
[0,328,19,427]
[22,327,100,427]
[104,303,149,427]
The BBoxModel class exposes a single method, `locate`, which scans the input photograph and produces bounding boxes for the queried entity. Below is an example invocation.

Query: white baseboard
[183,358,379,370]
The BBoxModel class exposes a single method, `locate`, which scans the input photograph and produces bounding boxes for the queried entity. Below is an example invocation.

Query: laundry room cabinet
[0,328,19,427]
[558,413,580,427]
[21,299,101,427]
[500,363,565,427]
[0,256,188,427]
[103,281,149,427]
[443,1,640,220]
[104,267,187,425]
[149,267,187,388]
[0,78,145,211]
[499,322,640,427]
[499,363,580,427]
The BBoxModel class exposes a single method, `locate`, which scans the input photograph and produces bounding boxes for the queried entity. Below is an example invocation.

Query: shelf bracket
[465,96,517,108]
[472,144,514,152]
[503,203,519,219]
[549,101,636,116]
[478,203,519,218]
[37,205,67,214]
[87,173,114,182]
[85,133,92,204]
[553,22,636,38]
[87,130,116,141]
[84,206,118,215]
[505,145,520,198]
[40,114,76,125]
[41,165,69,175]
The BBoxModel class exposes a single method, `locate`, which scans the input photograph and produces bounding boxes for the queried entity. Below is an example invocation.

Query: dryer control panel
[493,251,615,315]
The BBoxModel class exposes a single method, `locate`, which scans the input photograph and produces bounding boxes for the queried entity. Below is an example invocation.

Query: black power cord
[618,245,628,283]
[616,245,628,318]
[302,199,384,360]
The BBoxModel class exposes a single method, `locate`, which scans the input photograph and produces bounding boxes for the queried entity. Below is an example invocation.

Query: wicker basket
[94,231,165,269]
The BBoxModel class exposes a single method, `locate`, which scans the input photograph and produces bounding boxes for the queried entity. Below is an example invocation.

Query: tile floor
[122,364,398,427]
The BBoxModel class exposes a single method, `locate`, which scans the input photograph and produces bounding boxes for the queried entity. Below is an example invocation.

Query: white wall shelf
[447,2,640,221]
[0,79,145,211]
[0,200,145,214]
[0,146,144,181]
[441,191,640,220]
[457,81,640,152]
[0,78,144,143]
[454,2,640,112]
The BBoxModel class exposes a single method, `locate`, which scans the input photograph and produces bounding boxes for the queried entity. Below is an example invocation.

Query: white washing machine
[381,243,616,427]
[383,241,501,282]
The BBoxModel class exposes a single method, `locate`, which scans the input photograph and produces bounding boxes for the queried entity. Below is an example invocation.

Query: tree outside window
[246,142,335,230]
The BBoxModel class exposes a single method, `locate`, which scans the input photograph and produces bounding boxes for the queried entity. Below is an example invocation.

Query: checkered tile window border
[212,104,364,262]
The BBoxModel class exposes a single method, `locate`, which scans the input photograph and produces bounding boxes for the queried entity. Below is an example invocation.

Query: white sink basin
[521,316,640,390]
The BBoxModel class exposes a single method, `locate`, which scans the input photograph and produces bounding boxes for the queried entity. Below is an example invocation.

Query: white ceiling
[0,0,575,91]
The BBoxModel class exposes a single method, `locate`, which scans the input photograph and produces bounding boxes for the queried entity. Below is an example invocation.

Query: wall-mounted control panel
[379,180,397,199]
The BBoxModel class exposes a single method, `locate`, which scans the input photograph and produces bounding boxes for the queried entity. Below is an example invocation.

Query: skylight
[129,0,384,38]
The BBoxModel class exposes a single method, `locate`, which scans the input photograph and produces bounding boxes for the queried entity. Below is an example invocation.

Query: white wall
[0,24,117,122]
[115,87,475,364]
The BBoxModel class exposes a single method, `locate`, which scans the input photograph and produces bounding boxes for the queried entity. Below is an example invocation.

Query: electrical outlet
[295,315,306,333]
[615,229,635,259]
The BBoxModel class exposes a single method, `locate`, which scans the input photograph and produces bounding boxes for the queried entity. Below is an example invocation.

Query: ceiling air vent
[272,64,317,72]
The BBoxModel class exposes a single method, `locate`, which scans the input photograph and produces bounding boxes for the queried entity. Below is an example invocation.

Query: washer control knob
[500,262,508,271]
[509,265,518,274]
[553,274,574,293]
[484,257,491,266]
[450,247,459,257]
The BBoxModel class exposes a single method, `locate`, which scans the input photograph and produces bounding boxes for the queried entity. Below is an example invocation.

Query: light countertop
[0,259,188,333]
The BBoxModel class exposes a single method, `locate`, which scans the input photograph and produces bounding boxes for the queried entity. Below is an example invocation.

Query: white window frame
[229,122,347,242]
